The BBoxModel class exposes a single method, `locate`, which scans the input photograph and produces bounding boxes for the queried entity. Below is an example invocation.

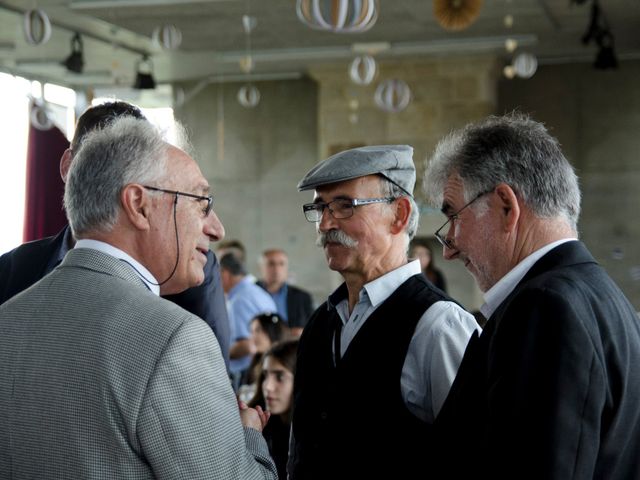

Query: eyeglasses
[143,185,213,217]
[302,197,395,223]
[434,189,493,249]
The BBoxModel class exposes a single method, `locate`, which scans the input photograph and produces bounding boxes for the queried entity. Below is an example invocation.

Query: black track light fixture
[61,33,84,73]
[133,55,156,89]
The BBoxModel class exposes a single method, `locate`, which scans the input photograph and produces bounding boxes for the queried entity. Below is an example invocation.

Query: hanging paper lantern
[296,0,378,33]
[349,55,377,86]
[30,104,53,130]
[513,52,538,79]
[374,79,411,113]
[152,24,182,50]
[242,15,257,34]
[24,9,52,46]
[433,0,483,32]
[238,84,260,108]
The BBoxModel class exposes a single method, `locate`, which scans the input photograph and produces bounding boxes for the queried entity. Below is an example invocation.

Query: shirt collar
[327,260,421,310]
[74,239,161,295]
[480,238,577,319]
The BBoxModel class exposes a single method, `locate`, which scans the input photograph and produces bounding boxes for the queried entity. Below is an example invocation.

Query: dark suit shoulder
[0,231,65,305]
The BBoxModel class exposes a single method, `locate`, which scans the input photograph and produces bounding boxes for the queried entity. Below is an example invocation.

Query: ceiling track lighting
[580,0,618,70]
[61,33,85,74]
[133,55,156,89]
[296,0,378,33]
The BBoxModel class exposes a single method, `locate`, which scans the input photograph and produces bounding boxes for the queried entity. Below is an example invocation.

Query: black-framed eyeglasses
[144,185,213,217]
[434,189,493,249]
[302,197,395,223]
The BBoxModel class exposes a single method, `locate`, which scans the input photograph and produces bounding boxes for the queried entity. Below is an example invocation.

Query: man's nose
[205,209,225,242]
[317,207,337,232]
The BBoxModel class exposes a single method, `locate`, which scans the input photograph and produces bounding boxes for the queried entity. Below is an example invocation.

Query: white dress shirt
[480,238,578,319]
[74,239,161,296]
[331,260,480,423]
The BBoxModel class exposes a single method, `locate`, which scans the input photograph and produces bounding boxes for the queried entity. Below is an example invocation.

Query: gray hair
[424,112,581,231]
[380,176,420,242]
[64,116,170,237]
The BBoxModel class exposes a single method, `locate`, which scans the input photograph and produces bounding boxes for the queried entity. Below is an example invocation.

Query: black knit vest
[290,274,452,479]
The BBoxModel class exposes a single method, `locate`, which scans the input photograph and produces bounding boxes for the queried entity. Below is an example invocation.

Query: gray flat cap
[297,145,415,196]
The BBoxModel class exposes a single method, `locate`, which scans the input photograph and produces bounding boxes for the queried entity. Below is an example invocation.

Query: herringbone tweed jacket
[0,248,276,479]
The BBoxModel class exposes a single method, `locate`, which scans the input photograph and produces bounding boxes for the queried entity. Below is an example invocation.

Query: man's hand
[238,399,270,431]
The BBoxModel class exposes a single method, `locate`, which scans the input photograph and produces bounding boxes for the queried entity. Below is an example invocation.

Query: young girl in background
[249,339,298,480]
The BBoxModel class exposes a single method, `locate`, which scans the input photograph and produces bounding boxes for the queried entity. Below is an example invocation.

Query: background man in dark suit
[0,101,231,370]
[257,248,313,336]
[423,113,640,479]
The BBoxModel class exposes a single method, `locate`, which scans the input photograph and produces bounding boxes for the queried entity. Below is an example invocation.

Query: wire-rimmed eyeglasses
[144,185,213,217]
[434,189,493,249]
[302,197,395,223]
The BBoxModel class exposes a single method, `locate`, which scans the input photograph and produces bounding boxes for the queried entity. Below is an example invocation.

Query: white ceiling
[0,0,638,91]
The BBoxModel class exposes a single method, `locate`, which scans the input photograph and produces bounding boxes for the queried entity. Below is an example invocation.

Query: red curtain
[22,115,69,242]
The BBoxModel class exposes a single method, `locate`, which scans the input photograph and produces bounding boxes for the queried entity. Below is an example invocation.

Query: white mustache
[316,229,359,248]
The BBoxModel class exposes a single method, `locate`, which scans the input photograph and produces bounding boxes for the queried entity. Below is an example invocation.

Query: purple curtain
[23,115,69,242]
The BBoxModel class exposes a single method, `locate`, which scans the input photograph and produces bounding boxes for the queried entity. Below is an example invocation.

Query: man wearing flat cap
[287,145,480,479]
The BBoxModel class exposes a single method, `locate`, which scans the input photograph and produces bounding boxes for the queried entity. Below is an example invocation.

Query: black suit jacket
[286,284,313,329]
[434,241,640,480]
[0,226,231,371]
[256,282,313,330]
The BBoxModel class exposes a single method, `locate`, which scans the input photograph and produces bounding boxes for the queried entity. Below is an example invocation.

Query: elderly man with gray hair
[0,116,277,479]
[424,113,640,479]
[288,145,480,479]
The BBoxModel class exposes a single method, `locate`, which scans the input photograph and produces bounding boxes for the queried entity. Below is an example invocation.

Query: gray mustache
[316,229,359,248]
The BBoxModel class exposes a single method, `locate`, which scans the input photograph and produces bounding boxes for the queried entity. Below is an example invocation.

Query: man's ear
[121,184,151,230]
[60,149,73,183]
[390,197,411,234]
[494,183,520,231]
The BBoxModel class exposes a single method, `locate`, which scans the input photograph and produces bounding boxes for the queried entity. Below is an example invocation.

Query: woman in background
[249,339,298,480]
[409,239,447,292]
[238,313,289,402]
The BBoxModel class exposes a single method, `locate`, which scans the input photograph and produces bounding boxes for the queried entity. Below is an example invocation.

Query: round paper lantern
[24,9,52,46]
[433,0,483,32]
[242,15,257,34]
[513,52,538,79]
[296,0,378,33]
[349,55,377,85]
[152,24,182,50]
[374,79,411,113]
[30,104,53,130]
[238,84,260,108]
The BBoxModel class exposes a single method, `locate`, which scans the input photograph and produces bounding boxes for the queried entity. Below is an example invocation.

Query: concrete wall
[174,77,322,303]
[498,60,640,310]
